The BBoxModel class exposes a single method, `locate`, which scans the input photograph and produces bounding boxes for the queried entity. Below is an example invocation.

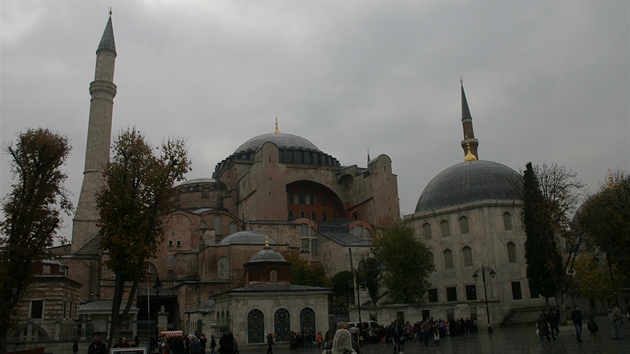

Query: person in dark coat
[537,313,550,342]
[571,306,584,343]
[87,333,108,354]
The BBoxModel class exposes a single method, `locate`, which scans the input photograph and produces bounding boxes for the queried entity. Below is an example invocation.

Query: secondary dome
[219,231,279,245]
[235,132,320,153]
[416,160,522,212]
[247,246,288,264]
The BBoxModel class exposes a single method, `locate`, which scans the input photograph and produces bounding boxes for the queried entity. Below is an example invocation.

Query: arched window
[422,223,432,240]
[270,270,278,283]
[288,210,294,219]
[299,211,306,218]
[440,220,450,237]
[300,308,316,334]
[322,213,328,221]
[247,309,265,343]
[214,215,223,235]
[228,222,238,235]
[459,216,469,234]
[443,249,454,270]
[218,256,229,279]
[274,308,291,342]
[507,242,517,263]
[311,212,317,221]
[462,246,473,267]
[503,212,513,231]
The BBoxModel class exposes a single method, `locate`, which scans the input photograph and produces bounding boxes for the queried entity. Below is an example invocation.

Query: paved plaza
[238,317,630,354]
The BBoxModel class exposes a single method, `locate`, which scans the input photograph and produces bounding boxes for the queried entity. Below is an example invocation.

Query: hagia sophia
[8,13,582,352]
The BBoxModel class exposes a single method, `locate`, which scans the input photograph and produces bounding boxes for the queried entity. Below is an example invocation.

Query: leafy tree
[281,250,331,287]
[330,270,354,307]
[357,256,381,305]
[96,128,190,348]
[578,171,630,304]
[570,252,625,306]
[373,223,434,304]
[521,162,584,312]
[0,128,72,352]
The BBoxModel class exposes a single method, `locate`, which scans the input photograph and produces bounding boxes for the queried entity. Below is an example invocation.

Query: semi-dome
[219,231,279,245]
[235,132,320,153]
[176,177,218,187]
[416,160,522,212]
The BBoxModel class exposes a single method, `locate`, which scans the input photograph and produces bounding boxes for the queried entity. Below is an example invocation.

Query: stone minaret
[71,14,117,253]
[460,79,479,160]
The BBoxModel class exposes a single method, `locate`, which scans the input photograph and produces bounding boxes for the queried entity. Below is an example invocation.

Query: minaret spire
[274,117,280,134]
[72,15,118,253]
[460,79,479,160]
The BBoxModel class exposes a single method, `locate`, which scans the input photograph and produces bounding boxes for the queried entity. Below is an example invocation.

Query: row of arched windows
[422,212,514,240]
[433,242,518,270]
[247,308,316,343]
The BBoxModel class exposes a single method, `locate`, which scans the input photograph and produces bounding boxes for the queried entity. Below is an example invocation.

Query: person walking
[209,335,216,354]
[537,313,550,343]
[73,339,79,354]
[571,306,584,343]
[266,333,275,354]
[587,316,599,341]
[546,307,559,340]
[611,303,625,340]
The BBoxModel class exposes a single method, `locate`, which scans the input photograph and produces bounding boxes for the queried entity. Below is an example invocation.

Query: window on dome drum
[507,242,517,263]
[31,300,43,319]
[311,212,317,221]
[440,220,450,237]
[288,210,294,219]
[511,281,523,300]
[299,189,305,204]
[465,285,477,300]
[462,246,473,267]
[422,223,432,240]
[214,215,222,236]
[270,270,278,283]
[300,211,306,218]
[427,289,438,303]
[218,256,230,279]
[446,287,457,301]
[459,216,469,234]
[322,213,328,221]
[310,193,316,205]
[503,212,513,231]
[228,222,237,235]
[443,249,454,270]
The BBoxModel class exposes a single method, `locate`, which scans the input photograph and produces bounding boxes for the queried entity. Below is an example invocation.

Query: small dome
[235,132,320,153]
[247,247,288,263]
[176,178,219,187]
[416,160,521,212]
[219,231,279,245]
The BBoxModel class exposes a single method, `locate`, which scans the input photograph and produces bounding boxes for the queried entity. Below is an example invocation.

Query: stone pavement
[237,316,630,354]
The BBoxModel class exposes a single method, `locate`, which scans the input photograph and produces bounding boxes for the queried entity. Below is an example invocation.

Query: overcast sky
[2,1,629,241]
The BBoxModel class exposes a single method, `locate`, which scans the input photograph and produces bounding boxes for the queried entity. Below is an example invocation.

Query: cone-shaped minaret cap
[97,15,116,55]
[461,80,472,121]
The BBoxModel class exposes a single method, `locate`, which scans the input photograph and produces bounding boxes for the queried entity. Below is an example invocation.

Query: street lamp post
[473,265,496,334]
[153,273,163,339]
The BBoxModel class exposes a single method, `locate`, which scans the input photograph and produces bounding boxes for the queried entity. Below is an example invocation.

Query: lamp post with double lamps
[472,265,496,333]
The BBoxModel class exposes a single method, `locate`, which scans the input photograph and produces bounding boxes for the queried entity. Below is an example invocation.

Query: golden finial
[464,142,477,162]
[607,171,616,190]
[274,118,280,134]
[265,235,270,248]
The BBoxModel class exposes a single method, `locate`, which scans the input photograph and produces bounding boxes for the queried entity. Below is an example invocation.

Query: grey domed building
[404,83,545,327]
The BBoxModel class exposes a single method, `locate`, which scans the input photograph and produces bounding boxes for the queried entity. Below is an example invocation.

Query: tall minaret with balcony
[460,79,479,160]
[71,13,117,253]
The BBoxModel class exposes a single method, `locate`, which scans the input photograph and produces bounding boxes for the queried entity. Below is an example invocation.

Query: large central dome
[416,160,522,212]
[235,132,320,153]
